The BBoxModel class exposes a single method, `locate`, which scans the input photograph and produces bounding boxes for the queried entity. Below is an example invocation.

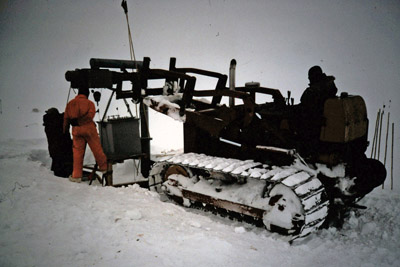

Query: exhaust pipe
[229,59,237,107]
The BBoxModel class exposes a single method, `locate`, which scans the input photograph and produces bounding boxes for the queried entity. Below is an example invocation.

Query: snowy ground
[0,138,399,267]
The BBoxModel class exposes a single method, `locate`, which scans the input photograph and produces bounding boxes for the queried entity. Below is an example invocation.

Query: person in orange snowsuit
[63,87,107,183]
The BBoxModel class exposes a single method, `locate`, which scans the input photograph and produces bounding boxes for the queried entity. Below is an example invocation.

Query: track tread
[153,152,329,239]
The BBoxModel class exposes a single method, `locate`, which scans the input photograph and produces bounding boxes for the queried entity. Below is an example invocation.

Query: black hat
[308,66,324,84]
[45,107,59,115]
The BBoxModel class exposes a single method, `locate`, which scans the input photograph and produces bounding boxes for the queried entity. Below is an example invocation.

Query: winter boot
[69,175,82,183]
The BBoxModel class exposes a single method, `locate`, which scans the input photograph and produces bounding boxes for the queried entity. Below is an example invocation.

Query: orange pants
[71,123,107,178]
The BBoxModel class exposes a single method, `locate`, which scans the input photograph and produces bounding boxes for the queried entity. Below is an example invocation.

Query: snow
[1,139,400,267]
[263,184,304,232]
[336,177,357,196]
[234,226,246,234]
[189,176,267,210]
[315,163,346,178]
[267,168,298,181]
[294,180,324,197]
[301,191,325,211]
[281,171,311,187]
[143,94,186,122]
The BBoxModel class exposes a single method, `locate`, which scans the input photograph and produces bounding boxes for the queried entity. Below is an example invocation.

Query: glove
[70,118,79,126]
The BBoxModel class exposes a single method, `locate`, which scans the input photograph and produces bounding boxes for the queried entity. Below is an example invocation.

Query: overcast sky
[0,0,399,173]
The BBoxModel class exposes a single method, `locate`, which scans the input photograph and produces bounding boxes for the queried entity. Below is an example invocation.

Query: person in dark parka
[43,107,73,177]
[298,66,338,157]
[300,65,338,112]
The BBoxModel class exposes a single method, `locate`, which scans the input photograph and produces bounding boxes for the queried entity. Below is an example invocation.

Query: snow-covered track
[150,152,329,239]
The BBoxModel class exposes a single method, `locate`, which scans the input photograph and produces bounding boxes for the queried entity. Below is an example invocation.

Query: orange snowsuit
[63,94,107,178]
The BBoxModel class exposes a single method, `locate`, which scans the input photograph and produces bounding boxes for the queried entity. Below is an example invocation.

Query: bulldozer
[65,57,386,240]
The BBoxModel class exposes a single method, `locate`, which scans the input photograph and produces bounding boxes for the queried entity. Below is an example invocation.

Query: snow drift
[0,139,399,267]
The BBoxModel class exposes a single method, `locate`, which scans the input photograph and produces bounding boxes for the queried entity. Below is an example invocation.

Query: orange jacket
[63,94,96,133]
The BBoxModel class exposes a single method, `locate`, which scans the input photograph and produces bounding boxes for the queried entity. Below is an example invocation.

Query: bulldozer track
[150,152,329,239]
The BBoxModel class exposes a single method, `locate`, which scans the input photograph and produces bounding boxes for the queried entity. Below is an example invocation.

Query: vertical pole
[140,102,151,178]
[384,112,390,166]
[382,112,390,189]
[373,109,381,159]
[377,109,384,160]
[391,123,394,190]
[229,59,236,107]
[371,109,379,158]
[106,162,113,186]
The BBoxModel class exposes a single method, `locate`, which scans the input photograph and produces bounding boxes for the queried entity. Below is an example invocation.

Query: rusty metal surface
[321,95,367,143]
[182,189,265,219]
[165,165,190,180]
